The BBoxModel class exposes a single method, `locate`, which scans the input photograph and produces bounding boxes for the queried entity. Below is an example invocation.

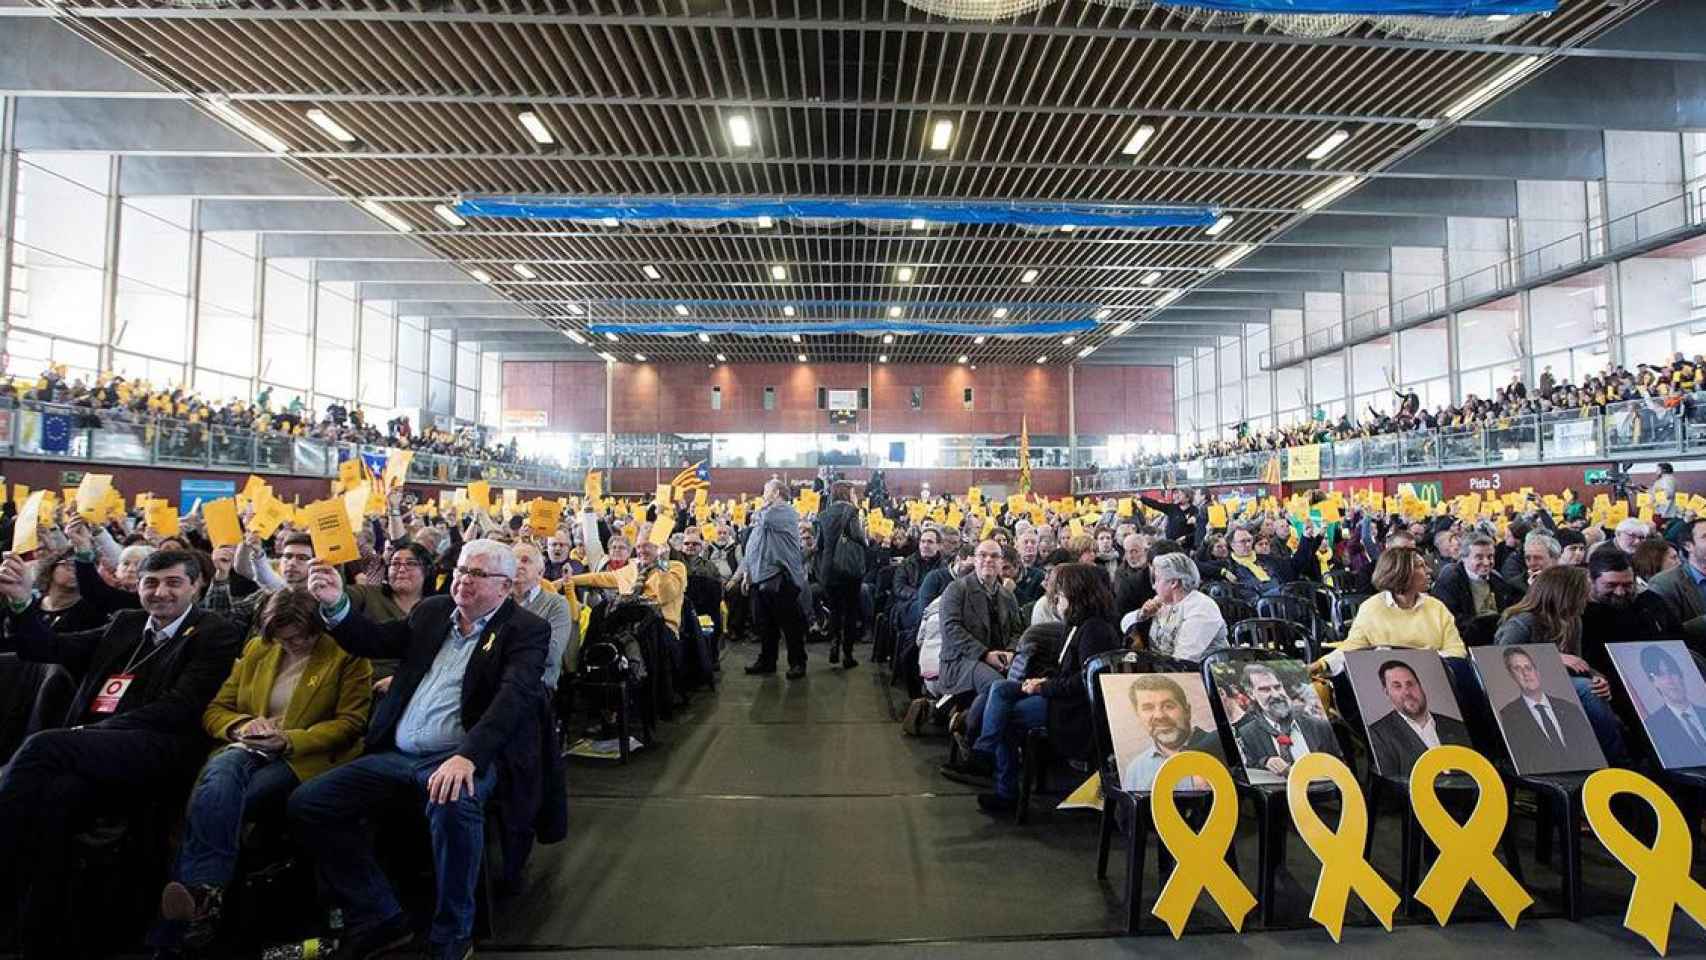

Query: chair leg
[616,685,631,765]
[1125,804,1150,934]
[1399,810,1419,919]
[1534,790,1554,867]
[1560,793,1583,922]
[1261,797,1286,929]
[1096,803,1115,880]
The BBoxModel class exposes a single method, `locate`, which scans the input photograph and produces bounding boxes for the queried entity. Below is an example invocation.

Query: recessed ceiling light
[791,334,802,343]
[1094,308,1112,320]
[770,265,788,281]
[1078,346,1096,358]
[1112,320,1134,336]
[304,108,357,144]
[929,119,953,151]
[358,199,411,233]
[887,307,902,319]
[565,331,586,344]
[1301,175,1364,211]
[468,268,493,284]
[1036,355,1049,364]
[1487,13,1511,21]
[1213,244,1257,270]
[511,263,537,279]
[909,218,927,231]
[1122,123,1157,158]
[598,352,617,363]
[797,353,808,363]
[1155,290,1185,307]
[564,303,585,316]
[992,308,1009,319]
[432,204,466,228]
[1062,336,1076,345]
[601,217,620,228]
[878,354,889,363]
[896,267,915,282]
[757,215,774,228]
[1020,269,1040,283]
[516,110,555,145]
[727,114,754,148]
[634,353,647,362]
[1306,130,1351,161]
[674,304,690,316]
[1059,224,1076,234]
[974,336,987,345]
[715,353,727,362]
[697,332,711,343]
[1139,271,1162,286]
[1204,215,1234,237]
[1444,55,1541,120]
[957,355,969,364]
[204,97,289,153]
[783,305,797,317]
[604,332,620,342]
[642,265,662,280]
[882,334,895,344]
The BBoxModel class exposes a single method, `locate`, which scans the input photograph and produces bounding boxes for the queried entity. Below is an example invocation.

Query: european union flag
[41,413,72,454]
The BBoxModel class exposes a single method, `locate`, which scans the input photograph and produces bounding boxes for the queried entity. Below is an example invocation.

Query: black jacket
[813,500,865,586]
[1114,566,1155,620]
[1430,562,1522,632]
[1368,709,1471,777]
[892,552,943,611]
[1140,497,1193,543]
[1039,617,1123,760]
[327,595,548,770]
[2,603,239,738]
[1235,711,1338,771]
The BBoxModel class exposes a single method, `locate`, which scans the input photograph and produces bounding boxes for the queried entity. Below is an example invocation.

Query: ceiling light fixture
[1059,224,1076,234]
[1078,346,1096,358]
[697,333,711,343]
[516,110,555,145]
[674,304,690,316]
[304,108,357,144]
[565,331,586,344]
[1139,271,1162,286]
[604,332,619,342]
[783,305,797,317]
[1062,336,1076,345]
[432,204,467,228]
[598,352,617,363]
[909,218,928,231]
[882,334,895,344]
[204,97,289,153]
[468,268,493,284]
[511,263,537,279]
[974,336,987,345]
[1121,123,1157,158]
[887,307,902,319]
[992,308,1009,319]
[716,353,728,362]
[564,303,585,316]
[929,119,954,151]
[958,355,969,364]
[1213,244,1257,271]
[634,353,647,362]
[358,199,411,233]
[1443,55,1542,120]
[896,267,915,282]
[642,265,662,280]
[797,353,808,363]
[757,215,774,228]
[1093,308,1112,320]
[1204,215,1234,237]
[878,354,889,363]
[1306,129,1351,162]
[1112,320,1134,336]
[1155,290,1185,308]
[727,114,754,148]
[1020,269,1040,283]
[1301,175,1365,211]
[791,334,802,343]
[770,265,788,281]
[1036,355,1049,364]
[601,217,620,228]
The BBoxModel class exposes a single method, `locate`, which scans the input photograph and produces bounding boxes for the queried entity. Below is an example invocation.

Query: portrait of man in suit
[1489,645,1601,775]
[1629,644,1706,769]
[1218,661,1338,782]
[1114,674,1224,793]
[1363,658,1471,777]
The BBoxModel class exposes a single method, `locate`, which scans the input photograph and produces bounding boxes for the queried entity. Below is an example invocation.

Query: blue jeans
[287,750,497,945]
[972,679,1050,800]
[1573,676,1629,765]
[177,747,300,888]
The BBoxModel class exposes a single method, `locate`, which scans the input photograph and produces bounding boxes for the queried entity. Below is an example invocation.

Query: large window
[359,300,396,409]
[197,231,257,391]
[113,197,191,384]
[261,259,312,391]
[6,154,110,381]
[314,280,356,405]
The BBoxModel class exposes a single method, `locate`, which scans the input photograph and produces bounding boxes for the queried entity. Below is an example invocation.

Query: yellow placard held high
[648,513,676,546]
[74,473,114,523]
[248,494,293,540]
[466,480,490,512]
[1206,504,1228,529]
[146,498,180,538]
[12,490,46,555]
[585,470,603,501]
[202,498,244,549]
[342,483,371,531]
[302,498,360,565]
[528,498,558,537]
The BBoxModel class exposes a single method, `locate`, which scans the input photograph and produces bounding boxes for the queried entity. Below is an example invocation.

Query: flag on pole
[1017,416,1032,494]
[671,460,711,496]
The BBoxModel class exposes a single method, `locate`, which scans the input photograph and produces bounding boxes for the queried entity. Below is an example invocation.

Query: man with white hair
[1615,517,1653,556]
[512,542,575,688]
[296,540,549,960]
[736,479,810,678]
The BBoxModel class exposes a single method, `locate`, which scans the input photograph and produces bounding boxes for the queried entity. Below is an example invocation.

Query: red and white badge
[92,674,135,714]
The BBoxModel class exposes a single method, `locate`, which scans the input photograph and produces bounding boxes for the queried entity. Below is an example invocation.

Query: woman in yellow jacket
[158,588,373,951]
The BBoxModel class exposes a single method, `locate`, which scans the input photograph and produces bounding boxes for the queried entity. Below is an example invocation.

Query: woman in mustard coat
[158,587,372,951]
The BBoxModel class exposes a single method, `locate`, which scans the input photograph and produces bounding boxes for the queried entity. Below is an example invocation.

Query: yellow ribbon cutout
[1150,750,1256,937]
[1582,768,1706,956]
[1287,752,1399,941]
[1408,745,1533,928]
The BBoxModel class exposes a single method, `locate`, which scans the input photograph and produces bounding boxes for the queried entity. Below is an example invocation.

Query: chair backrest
[1324,568,1366,594]
[1332,593,1371,635]
[1256,593,1315,632]
[1462,612,1502,648]
[1214,596,1258,627]
[1276,580,1319,601]
[1444,652,1511,764]
[1199,646,1296,776]
[1203,581,1243,601]
[1229,617,1314,660]
[1086,649,1199,788]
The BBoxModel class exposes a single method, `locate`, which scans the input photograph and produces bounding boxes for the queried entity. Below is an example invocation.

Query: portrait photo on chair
[1207,658,1339,785]
[1607,640,1706,770]
[1471,643,1605,776]
[1345,649,1471,778]
[1100,672,1225,794]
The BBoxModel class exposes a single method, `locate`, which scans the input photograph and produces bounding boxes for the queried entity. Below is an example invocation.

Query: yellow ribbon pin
[1409,745,1533,928]
[1582,768,1706,955]
[482,634,495,652]
[1150,750,1256,937]
[1287,752,1399,941]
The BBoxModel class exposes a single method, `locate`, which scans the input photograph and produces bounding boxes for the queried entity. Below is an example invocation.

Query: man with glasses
[937,540,1022,705]
[296,539,549,960]
[205,532,318,636]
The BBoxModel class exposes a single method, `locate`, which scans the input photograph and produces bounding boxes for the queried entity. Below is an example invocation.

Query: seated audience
[206,532,316,635]
[1646,517,1706,643]
[1130,553,1228,662]
[1338,546,1466,658]
[938,540,1024,736]
[1631,536,1679,584]
[33,547,107,634]
[1430,533,1521,633]
[1494,565,1625,761]
[512,542,575,689]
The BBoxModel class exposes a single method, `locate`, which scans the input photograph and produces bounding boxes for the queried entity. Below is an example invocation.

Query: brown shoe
[901,697,930,736]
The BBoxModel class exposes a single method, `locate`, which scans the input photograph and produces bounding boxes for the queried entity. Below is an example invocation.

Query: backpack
[829,507,865,585]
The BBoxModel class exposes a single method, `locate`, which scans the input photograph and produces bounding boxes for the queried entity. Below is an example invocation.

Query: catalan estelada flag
[671,460,711,496]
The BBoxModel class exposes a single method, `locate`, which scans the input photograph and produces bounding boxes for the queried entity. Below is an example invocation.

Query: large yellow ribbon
[1582,768,1706,956]
[1287,752,1399,941]
[1150,750,1256,937]
[1408,745,1533,928]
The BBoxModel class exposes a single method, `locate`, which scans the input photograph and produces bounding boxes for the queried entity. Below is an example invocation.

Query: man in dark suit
[1430,534,1521,634]
[1645,518,1706,644]
[1366,659,1471,777]
[296,539,548,960]
[1233,662,1337,777]
[1634,644,1706,768]
[0,549,240,958]
[1495,646,1599,774]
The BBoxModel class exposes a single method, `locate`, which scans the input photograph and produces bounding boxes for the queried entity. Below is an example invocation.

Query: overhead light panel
[882,334,896,344]
[771,265,788,281]
[304,108,357,144]
[974,336,987,345]
[887,307,902,319]
[781,305,796,317]
[634,353,647,362]
[909,218,928,231]
[896,267,915,283]
[1443,55,1541,120]
[642,265,662,280]
[878,354,889,363]
[1213,244,1256,271]
[511,263,537,279]
[697,333,711,343]
[1487,14,1511,21]
[516,110,555,145]
[601,217,620,228]
[564,331,586,344]
[673,304,690,316]
[1062,336,1076,345]
[598,352,617,363]
[1121,123,1157,158]
[1301,175,1365,212]
[957,355,969,364]
[1059,224,1076,234]
[358,199,411,233]
[1204,215,1234,237]
[715,353,727,362]
[991,308,1008,319]
[929,119,954,151]
[564,303,585,316]
[1077,346,1096,359]
[1305,129,1351,162]
[1035,355,1049,364]
[727,114,754,148]
[1112,320,1134,336]
[1020,269,1040,284]
[756,215,774,228]
[468,268,493,284]
[204,97,289,154]
[1094,308,1112,320]
[432,204,466,228]
[797,353,809,363]
[1139,271,1162,286]
[791,334,802,343]
[604,332,619,342]
[1155,290,1185,308]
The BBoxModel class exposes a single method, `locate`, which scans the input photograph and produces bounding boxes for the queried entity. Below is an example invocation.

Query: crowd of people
[2,365,530,465]
[1141,352,1705,467]
[0,457,1703,958]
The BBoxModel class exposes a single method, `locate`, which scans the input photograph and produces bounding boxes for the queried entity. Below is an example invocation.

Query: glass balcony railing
[1074,392,1706,495]
[0,400,589,494]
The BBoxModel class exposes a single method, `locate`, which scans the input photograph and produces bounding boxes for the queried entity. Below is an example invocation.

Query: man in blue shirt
[292,540,548,960]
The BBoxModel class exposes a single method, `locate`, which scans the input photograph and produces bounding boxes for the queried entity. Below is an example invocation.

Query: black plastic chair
[1230,618,1314,661]
[1461,612,1503,648]
[1205,581,1260,604]
[1324,568,1367,594]
[1330,593,1371,641]
[1255,595,1319,653]
[1214,596,1258,628]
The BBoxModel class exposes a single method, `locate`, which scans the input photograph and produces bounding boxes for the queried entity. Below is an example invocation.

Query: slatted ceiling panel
[46,0,1646,365]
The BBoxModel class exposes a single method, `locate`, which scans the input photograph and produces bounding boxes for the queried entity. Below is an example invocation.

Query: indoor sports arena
[4,0,1706,958]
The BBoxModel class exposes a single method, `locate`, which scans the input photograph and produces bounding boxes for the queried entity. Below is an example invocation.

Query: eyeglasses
[454,566,512,582]
[388,559,422,570]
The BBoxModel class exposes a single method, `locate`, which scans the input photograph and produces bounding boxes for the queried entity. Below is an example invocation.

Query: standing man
[813,480,867,669]
[294,540,548,960]
[738,479,811,679]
